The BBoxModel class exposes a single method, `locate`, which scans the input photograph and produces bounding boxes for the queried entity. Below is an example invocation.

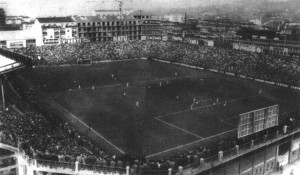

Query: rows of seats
[13,41,300,86]
[1,41,299,173]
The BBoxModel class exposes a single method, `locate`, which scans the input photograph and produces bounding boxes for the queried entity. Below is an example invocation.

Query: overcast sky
[0,0,209,17]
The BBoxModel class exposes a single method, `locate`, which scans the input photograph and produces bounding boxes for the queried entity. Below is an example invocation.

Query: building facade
[132,12,163,39]
[36,17,79,45]
[0,18,42,48]
[74,15,144,42]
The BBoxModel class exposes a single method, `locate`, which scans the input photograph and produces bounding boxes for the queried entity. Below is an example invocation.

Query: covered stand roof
[0,48,32,75]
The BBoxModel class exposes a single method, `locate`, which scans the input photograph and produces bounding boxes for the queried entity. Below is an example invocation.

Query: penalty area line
[155,117,203,139]
[53,100,126,155]
[146,128,237,159]
[17,75,126,154]
[35,88,125,154]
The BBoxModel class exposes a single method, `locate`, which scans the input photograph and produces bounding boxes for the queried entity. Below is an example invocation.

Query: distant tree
[0,8,6,26]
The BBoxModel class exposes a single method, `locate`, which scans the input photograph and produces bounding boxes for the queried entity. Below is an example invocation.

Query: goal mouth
[190,98,221,110]
[77,59,92,65]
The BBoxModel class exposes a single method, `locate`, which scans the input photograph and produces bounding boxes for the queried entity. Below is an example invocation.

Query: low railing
[35,159,76,171]
[28,159,127,175]
[182,125,300,174]
[1,126,299,175]
[78,163,126,174]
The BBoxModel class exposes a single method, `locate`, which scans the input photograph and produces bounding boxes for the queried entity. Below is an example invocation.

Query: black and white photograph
[0,0,300,175]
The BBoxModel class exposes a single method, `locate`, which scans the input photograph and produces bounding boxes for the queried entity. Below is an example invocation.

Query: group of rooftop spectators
[13,40,300,86]
[1,40,299,174]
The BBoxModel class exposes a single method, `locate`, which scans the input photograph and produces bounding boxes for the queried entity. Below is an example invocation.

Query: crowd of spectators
[1,40,299,174]
[13,40,300,86]
[1,91,298,173]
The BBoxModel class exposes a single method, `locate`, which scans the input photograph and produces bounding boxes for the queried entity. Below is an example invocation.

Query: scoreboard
[238,105,279,138]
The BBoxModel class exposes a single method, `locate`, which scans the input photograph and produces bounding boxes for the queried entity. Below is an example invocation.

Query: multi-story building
[131,11,163,40]
[91,0,124,18]
[73,15,140,42]
[198,18,255,33]
[36,17,79,45]
[160,21,176,36]
[0,30,38,48]
[0,17,42,48]
[163,14,184,23]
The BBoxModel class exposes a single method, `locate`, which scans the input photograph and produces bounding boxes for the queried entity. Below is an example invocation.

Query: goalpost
[190,98,220,110]
[77,59,92,65]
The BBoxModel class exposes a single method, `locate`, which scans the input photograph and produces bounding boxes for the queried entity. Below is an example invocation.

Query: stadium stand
[12,41,300,86]
[1,40,300,175]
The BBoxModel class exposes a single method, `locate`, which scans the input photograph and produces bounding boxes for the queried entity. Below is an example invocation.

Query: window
[238,113,252,138]
[253,110,265,133]
[266,105,278,129]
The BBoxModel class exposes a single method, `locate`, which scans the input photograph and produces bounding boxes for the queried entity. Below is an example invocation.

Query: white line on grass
[18,76,125,155]
[57,75,198,93]
[155,117,203,139]
[48,97,126,155]
[146,128,237,159]
[156,95,259,119]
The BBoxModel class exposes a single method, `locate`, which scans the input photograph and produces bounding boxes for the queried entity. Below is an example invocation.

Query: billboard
[141,36,147,40]
[6,40,26,48]
[207,40,214,47]
[238,105,279,138]
[46,29,55,39]
[233,43,262,53]
[172,36,182,41]
[65,28,72,38]
[113,36,128,42]
[162,36,168,41]
[189,39,198,45]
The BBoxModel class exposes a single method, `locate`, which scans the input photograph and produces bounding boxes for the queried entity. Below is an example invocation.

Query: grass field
[21,59,300,157]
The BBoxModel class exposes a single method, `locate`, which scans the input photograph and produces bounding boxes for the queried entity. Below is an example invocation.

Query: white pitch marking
[155,117,203,139]
[146,128,237,158]
[18,76,125,154]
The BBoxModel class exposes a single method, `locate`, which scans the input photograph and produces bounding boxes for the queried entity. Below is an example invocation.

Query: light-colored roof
[0,30,36,41]
[95,10,120,12]
[37,17,75,23]
[72,15,136,23]
[0,55,16,67]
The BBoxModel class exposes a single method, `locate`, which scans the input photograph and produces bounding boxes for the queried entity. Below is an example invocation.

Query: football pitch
[21,59,300,158]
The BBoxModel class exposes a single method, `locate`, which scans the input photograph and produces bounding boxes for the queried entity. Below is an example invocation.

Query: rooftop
[130,10,154,16]
[72,15,136,23]
[37,17,75,23]
[95,9,120,12]
[0,30,36,40]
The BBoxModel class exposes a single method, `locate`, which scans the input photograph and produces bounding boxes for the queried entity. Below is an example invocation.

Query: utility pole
[0,78,5,109]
